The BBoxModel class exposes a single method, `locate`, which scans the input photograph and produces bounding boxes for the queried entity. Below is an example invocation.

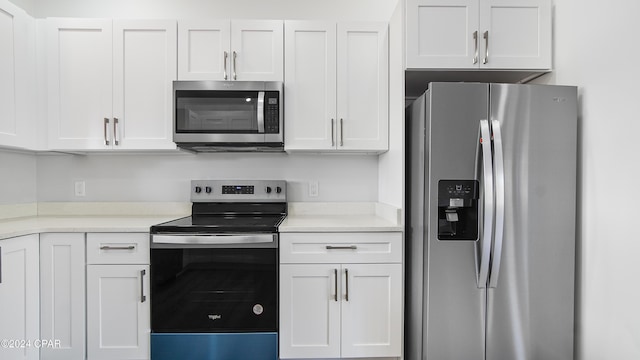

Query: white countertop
[0,201,403,240]
[0,215,183,240]
[279,202,403,232]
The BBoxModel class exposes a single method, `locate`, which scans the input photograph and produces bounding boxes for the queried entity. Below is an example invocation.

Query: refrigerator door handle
[475,119,494,288]
[489,119,505,288]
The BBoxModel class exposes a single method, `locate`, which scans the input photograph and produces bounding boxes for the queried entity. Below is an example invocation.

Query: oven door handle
[152,234,276,245]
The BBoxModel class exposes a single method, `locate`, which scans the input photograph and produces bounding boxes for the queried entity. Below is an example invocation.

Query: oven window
[175,91,259,133]
[151,248,277,333]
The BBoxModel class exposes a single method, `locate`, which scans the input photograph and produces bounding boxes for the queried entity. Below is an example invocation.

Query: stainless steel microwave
[173,81,283,152]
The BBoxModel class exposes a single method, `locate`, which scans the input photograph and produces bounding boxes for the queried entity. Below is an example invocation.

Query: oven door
[150,234,277,333]
[150,233,278,360]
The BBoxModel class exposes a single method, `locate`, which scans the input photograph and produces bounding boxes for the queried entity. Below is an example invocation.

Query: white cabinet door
[112,20,177,150]
[479,0,551,69]
[177,20,231,80]
[0,0,35,149]
[178,20,283,81]
[337,22,388,152]
[40,233,86,360]
[87,265,150,360]
[406,0,479,69]
[231,20,283,81]
[47,18,113,150]
[279,264,341,359]
[284,21,389,153]
[284,21,337,151]
[0,234,40,360]
[341,264,402,358]
[406,0,551,70]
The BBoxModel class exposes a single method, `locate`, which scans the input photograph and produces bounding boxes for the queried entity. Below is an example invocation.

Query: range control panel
[191,180,286,202]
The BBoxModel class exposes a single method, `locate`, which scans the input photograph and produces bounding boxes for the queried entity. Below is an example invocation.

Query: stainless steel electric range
[149,180,286,360]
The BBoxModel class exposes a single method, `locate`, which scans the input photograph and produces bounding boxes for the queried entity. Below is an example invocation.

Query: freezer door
[485,84,577,360]
[423,82,488,359]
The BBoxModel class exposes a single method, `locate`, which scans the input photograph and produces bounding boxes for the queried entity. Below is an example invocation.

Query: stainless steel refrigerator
[405,82,577,360]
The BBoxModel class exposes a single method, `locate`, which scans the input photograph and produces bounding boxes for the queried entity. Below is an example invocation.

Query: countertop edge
[0,202,404,239]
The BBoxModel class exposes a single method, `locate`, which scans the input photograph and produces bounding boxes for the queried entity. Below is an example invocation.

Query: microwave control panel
[264,92,280,134]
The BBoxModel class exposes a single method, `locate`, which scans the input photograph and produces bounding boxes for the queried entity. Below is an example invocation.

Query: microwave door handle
[257,91,265,133]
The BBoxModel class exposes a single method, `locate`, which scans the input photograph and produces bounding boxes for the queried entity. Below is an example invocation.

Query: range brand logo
[208,314,222,321]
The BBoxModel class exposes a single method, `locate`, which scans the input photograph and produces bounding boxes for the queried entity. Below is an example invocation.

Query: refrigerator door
[485,84,577,360]
[422,83,488,359]
[405,92,427,360]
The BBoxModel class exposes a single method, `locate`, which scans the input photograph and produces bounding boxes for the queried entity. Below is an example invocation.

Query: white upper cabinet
[47,18,177,151]
[46,18,112,150]
[283,21,337,151]
[284,21,388,153]
[178,20,283,81]
[112,20,177,150]
[406,0,551,70]
[337,22,389,152]
[0,0,36,149]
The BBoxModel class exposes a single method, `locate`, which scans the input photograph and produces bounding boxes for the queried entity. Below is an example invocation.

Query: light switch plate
[308,181,319,197]
[74,181,86,197]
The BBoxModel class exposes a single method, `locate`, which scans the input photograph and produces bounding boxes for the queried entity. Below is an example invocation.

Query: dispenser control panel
[437,180,479,241]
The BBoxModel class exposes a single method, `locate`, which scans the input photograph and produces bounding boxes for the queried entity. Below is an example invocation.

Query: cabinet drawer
[86,233,149,265]
[280,232,402,264]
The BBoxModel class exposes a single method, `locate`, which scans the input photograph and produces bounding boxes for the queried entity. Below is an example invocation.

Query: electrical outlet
[74,181,86,197]
[308,181,319,197]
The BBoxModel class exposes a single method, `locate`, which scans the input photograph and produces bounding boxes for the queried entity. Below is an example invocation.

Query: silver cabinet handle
[0,246,3,284]
[473,31,479,64]
[103,118,110,146]
[345,268,349,301]
[232,51,237,80]
[483,31,489,64]
[223,51,228,80]
[331,118,335,146]
[100,245,135,250]
[140,269,146,303]
[326,245,357,250]
[257,91,265,133]
[339,118,344,147]
[333,268,338,302]
[113,117,119,146]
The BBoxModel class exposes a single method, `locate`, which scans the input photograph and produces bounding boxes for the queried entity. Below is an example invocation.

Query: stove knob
[276,186,282,194]
[265,186,272,194]
[195,186,202,194]
[205,186,212,194]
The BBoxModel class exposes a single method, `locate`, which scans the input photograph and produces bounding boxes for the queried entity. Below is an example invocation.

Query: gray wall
[36,153,378,202]
[31,0,397,20]
[535,0,640,358]
[0,151,37,204]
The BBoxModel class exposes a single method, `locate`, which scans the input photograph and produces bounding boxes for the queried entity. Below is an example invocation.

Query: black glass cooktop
[151,215,285,234]
[151,202,287,234]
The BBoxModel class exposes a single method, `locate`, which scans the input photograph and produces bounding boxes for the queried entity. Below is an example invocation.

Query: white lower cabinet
[0,234,40,360]
[86,233,150,360]
[279,232,403,359]
[40,233,86,360]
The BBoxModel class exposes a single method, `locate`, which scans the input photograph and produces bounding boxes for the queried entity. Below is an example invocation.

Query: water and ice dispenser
[437,180,479,240]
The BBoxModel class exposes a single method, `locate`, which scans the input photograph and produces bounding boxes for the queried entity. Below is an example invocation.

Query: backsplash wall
[36,153,379,202]
[0,150,37,204]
